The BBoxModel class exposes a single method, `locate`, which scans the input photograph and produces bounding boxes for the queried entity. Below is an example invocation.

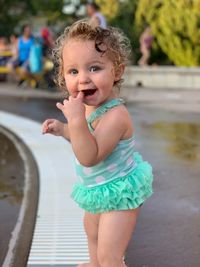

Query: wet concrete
[126,104,200,267]
[0,93,200,266]
[0,95,64,123]
[0,130,24,266]
[0,125,39,267]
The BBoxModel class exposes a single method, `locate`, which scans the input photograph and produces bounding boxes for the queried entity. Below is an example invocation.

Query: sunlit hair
[53,19,131,91]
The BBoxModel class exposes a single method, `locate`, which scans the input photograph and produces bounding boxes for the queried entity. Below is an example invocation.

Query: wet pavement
[126,104,200,267]
[0,82,200,267]
[0,130,24,267]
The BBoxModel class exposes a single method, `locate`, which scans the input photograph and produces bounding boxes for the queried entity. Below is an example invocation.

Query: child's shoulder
[97,103,134,138]
[85,100,129,120]
[104,103,131,121]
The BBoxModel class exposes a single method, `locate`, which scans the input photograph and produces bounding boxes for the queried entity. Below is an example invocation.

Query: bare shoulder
[96,104,134,139]
[105,104,131,121]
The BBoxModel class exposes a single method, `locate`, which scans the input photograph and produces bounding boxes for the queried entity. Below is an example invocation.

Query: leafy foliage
[108,0,139,63]
[0,0,63,37]
[95,0,120,20]
[135,0,200,66]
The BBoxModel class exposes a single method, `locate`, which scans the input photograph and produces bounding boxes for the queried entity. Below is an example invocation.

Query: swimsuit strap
[87,98,125,132]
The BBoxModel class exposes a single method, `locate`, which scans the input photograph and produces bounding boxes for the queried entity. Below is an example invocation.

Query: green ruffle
[71,152,154,214]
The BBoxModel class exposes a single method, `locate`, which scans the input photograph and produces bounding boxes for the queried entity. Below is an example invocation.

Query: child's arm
[57,92,132,166]
[42,119,70,140]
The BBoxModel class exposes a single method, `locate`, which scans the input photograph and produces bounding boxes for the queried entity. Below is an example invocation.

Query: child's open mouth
[82,89,97,97]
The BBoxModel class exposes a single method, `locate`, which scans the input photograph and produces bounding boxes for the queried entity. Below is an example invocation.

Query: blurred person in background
[29,36,43,75]
[11,24,35,85]
[86,2,107,28]
[0,37,9,52]
[0,36,11,81]
[40,27,55,58]
[9,34,18,60]
[40,27,56,89]
[138,26,154,66]
[7,34,18,80]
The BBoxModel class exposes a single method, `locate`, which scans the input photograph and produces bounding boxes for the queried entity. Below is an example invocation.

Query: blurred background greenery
[1,0,200,66]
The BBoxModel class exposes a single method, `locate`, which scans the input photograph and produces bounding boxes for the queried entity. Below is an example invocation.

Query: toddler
[42,20,153,267]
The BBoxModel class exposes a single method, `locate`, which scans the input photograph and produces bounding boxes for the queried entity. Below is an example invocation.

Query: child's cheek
[69,90,79,98]
[64,76,68,86]
[64,76,78,98]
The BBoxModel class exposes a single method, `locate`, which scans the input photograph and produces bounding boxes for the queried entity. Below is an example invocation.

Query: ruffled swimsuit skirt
[71,152,153,214]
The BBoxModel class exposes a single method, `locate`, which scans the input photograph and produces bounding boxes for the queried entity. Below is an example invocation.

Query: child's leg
[97,208,140,267]
[77,211,101,267]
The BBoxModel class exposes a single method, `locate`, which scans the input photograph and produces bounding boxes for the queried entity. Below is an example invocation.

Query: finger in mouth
[82,89,97,96]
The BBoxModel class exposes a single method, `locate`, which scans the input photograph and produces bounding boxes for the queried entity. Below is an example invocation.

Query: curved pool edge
[0,126,39,267]
[0,111,89,266]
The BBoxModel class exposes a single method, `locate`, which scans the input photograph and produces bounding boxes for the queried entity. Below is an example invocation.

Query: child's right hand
[42,119,65,137]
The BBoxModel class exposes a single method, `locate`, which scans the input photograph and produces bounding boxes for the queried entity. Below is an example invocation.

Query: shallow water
[148,122,200,162]
[0,131,24,266]
[126,105,200,267]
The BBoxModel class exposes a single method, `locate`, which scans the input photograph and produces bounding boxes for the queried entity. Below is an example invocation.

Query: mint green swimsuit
[71,98,153,214]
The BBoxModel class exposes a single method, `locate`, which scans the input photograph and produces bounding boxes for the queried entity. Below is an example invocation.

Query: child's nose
[79,71,90,84]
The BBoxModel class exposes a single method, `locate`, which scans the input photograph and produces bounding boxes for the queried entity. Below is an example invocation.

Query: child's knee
[97,247,122,266]
[85,228,98,243]
[84,213,99,242]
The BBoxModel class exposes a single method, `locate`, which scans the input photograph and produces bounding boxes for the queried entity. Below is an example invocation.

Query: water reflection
[0,130,24,265]
[0,132,24,205]
[151,122,200,161]
[0,181,23,204]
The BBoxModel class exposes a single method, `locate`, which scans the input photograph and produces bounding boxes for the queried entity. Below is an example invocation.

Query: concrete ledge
[0,111,89,266]
[0,126,39,267]
[124,66,200,89]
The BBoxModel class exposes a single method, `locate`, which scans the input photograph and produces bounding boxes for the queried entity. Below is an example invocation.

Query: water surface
[0,131,24,266]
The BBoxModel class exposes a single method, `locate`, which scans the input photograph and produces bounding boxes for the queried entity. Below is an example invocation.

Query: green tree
[0,0,64,37]
[28,0,64,22]
[0,0,26,36]
[95,0,120,21]
[135,0,200,66]
[108,0,139,63]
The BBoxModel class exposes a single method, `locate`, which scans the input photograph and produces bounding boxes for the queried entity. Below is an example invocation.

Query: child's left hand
[56,91,85,122]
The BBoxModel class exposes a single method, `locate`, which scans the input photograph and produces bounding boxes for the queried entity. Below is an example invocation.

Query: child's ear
[115,64,125,81]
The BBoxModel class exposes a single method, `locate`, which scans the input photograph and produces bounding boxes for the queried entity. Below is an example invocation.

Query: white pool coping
[0,111,89,266]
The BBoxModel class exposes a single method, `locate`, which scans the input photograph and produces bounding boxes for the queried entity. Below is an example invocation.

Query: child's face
[62,39,121,106]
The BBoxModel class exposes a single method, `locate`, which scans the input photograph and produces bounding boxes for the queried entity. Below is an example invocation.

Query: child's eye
[90,66,100,72]
[69,69,78,75]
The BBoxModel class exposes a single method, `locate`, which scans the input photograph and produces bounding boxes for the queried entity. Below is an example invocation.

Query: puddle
[150,122,200,161]
[0,132,24,203]
[0,131,24,266]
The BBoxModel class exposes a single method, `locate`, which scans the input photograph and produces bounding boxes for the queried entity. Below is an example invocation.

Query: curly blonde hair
[53,19,131,92]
